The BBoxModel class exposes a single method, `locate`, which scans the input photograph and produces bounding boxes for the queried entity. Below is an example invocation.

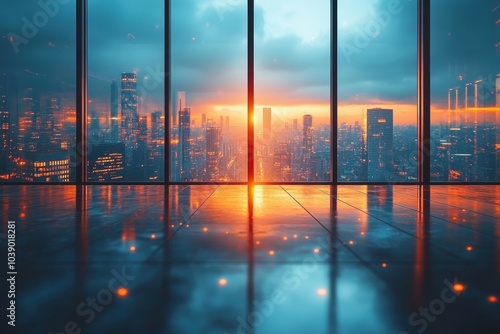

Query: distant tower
[302,114,315,181]
[0,73,10,178]
[225,115,230,130]
[110,80,119,143]
[303,114,313,148]
[179,107,191,180]
[206,126,221,181]
[263,107,271,140]
[151,111,163,141]
[364,108,394,181]
[18,87,39,153]
[175,91,186,127]
[120,73,139,159]
[202,113,207,128]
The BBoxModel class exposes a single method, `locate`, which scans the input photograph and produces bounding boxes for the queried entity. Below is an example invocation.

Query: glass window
[338,0,417,182]
[1,0,76,182]
[170,0,248,182]
[431,0,500,182]
[254,0,331,182]
[88,0,165,182]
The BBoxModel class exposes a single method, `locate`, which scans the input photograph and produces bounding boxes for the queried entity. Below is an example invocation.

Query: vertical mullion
[331,0,338,184]
[165,0,171,185]
[248,0,254,184]
[418,0,430,184]
[76,0,87,184]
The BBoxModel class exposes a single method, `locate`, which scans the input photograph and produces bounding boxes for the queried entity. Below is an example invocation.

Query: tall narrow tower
[364,108,394,181]
[120,73,139,159]
[110,80,119,143]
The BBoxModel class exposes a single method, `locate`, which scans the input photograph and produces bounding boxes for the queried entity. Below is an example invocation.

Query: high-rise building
[179,107,191,180]
[18,88,39,154]
[225,116,230,131]
[110,80,119,143]
[88,143,125,182]
[151,111,163,141]
[364,108,394,181]
[175,91,186,127]
[202,113,207,128]
[302,114,314,180]
[0,73,10,179]
[293,119,298,132]
[120,73,139,158]
[24,150,70,182]
[206,126,221,181]
[272,143,292,181]
[263,107,271,140]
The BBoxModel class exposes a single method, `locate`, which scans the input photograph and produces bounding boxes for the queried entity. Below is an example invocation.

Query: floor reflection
[1,185,499,333]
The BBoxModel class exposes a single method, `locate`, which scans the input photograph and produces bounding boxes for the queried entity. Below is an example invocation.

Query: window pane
[338,0,417,182]
[1,0,75,182]
[254,0,331,182]
[431,0,500,182]
[88,0,165,182]
[170,0,248,182]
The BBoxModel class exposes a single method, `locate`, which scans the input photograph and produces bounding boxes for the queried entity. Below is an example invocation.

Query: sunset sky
[0,0,498,127]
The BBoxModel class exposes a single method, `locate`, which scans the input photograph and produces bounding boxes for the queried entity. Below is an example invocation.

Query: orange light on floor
[314,248,320,254]
[293,234,298,239]
[268,250,275,256]
[256,240,261,245]
[488,295,498,303]
[186,224,190,228]
[202,227,208,232]
[466,246,473,252]
[171,224,175,228]
[225,231,229,235]
[348,240,355,245]
[382,263,387,268]
[360,232,365,236]
[305,236,309,240]
[283,236,288,241]
[151,234,156,239]
[453,283,466,293]
[317,288,327,296]
[116,287,128,297]
[219,278,227,287]
[130,246,136,252]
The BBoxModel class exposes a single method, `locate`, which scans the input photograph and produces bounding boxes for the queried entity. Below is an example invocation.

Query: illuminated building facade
[24,150,70,182]
[120,73,139,158]
[364,108,394,181]
[206,126,221,181]
[88,143,125,182]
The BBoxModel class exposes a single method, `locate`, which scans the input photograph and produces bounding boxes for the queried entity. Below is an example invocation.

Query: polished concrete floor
[1,185,499,334]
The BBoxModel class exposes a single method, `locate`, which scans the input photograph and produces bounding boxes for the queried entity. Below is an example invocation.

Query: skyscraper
[88,143,125,182]
[120,73,139,159]
[263,107,271,140]
[202,113,207,128]
[206,126,221,181]
[0,73,10,178]
[18,88,39,153]
[179,107,191,180]
[175,91,186,127]
[364,108,394,181]
[110,80,119,143]
[273,143,292,181]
